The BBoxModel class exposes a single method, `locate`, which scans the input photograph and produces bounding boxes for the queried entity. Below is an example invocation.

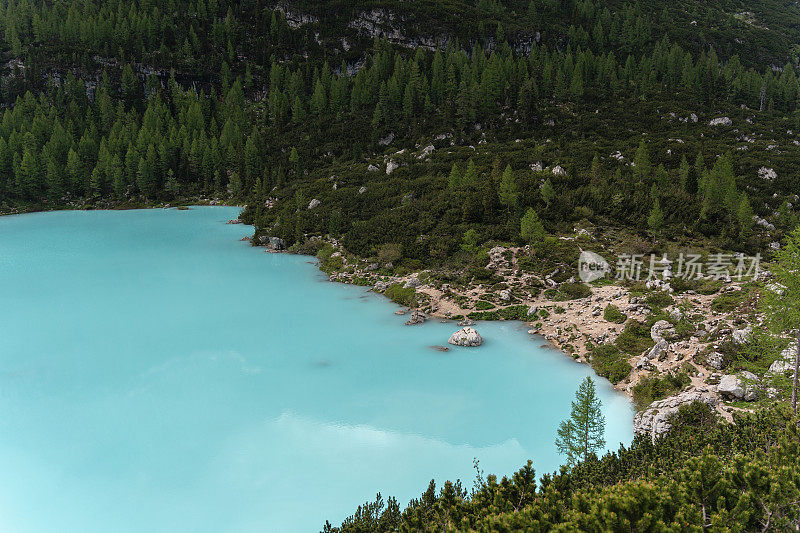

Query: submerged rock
[448,327,483,347]
[457,318,476,326]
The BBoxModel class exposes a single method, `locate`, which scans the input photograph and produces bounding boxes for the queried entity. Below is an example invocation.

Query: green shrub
[615,320,654,355]
[475,300,496,310]
[498,305,529,320]
[645,291,674,309]
[711,292,744,312]
[632,372,691,410]
[384,283,418,307]
[552,282,592,300]
[697,280,722,295]
[603,304,627,324]
[590,344,632,384]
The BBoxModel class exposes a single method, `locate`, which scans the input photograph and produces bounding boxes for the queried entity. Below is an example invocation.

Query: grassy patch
[711,291,745,313]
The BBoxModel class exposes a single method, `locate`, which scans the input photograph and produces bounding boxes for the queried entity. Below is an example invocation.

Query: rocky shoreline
[254,236,791,439]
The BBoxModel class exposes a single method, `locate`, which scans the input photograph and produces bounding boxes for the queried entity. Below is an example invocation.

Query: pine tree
[555,377,606,466]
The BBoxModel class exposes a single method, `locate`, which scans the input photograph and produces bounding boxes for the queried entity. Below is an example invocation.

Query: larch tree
[555,376,606,466]
[761,226,800,414]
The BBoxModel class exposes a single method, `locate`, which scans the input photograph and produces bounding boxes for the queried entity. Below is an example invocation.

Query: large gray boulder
[448,327,483,347]
[268,237,285,250]
[717,371,759,401]
[634,391,718,441]
[644,339,669,361]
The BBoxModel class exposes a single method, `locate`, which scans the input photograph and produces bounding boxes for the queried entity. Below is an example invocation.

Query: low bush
[711,292,744,312]
[384,283,418,307]
[603,304,627,324]
[632,372,691,410]
[474,300,496,310]
[615,320,654,355]
[590,344,632,384]
[645,291,675,309]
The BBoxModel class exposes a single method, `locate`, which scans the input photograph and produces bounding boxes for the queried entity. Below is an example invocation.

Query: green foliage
[645,291,675,309]
[384,283,417,308]
[555,377,606,466]
[474,300,495,310]
[520,207,545,244]
[615,320,655,355]
[329,407,800,531]
[603,304,627,324]
[711,291,745,312]
[590,344,632,384]
[632,372,691,410]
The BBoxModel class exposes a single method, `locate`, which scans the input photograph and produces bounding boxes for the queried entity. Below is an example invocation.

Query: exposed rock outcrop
[634,391,718,441]
[405,310,426,325]
[717,371,759,401]
[651,320,675,342]
[448,327,483,347]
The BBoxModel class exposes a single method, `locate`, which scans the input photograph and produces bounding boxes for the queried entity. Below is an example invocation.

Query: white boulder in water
[448,327,483,347]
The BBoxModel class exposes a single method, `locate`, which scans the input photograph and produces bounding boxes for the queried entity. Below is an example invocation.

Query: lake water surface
[0,207,632,532]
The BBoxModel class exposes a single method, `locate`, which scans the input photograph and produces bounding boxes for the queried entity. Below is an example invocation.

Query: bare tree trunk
[793,331,800,415]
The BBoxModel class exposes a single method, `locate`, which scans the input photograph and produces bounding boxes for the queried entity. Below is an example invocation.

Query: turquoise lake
[0,207,633,532]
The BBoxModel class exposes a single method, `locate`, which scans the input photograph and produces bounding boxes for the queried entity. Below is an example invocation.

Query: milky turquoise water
[0,207,633,532]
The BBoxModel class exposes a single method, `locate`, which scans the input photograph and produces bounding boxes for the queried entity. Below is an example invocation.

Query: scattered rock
[405,310,426,325]
[457,318,476,326]
[645,339,669,361]
[373,281,389,292]
[708,117,732,126]
[758,167,777,181]
[358,186,367,194]
[731,326,752,344]
[669,308,683,322]
[651,320,675,342]
[378,132,394,146]
[429,345,449,352]
[448,327,484,347]
[386,160,399,174]
[308,198,321,209]
[367,164,379,172]
[417,145,434,159]
[499,289,511,301]
[706,351,725,370]
[404,276,421,289]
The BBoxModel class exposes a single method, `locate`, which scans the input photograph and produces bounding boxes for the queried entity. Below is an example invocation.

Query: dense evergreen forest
[2,0,800,529]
